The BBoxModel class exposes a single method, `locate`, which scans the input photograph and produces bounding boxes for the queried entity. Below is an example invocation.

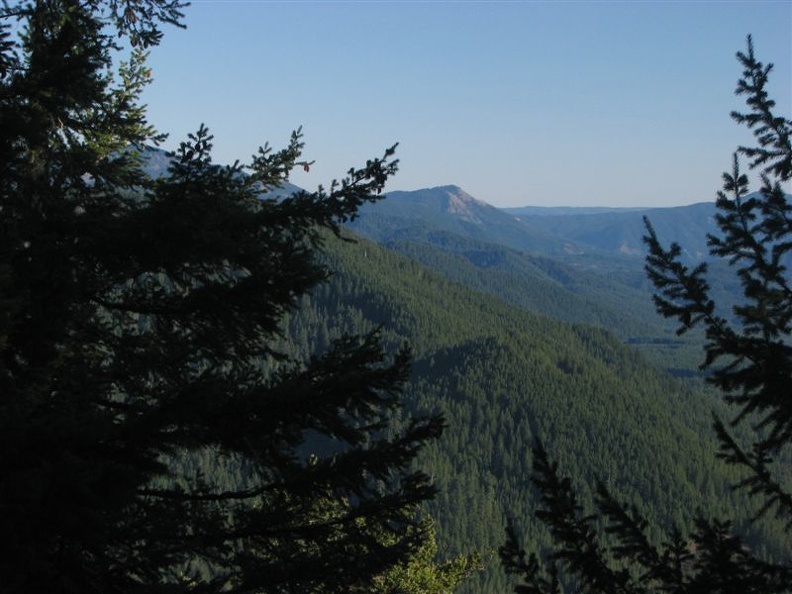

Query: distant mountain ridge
[353,185,575,256]
[133,147,764,275]
[504,205,650,216]
[353,184,721,263]
[384,185,499,223]
[506,201,719,260]
[346,185,745,356]
[134,147,721,260]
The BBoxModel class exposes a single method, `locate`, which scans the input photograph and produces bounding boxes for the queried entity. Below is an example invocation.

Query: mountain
[353,185,722,264]
[347,186,760,379]
[134,148,720,265]
[131,147,763,267]
[128,152,729,369]
[348,187,676,345]
[352,185,579,257]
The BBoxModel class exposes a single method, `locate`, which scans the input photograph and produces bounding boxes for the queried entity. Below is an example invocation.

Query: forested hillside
[279,230,787,593]
[351,185,725,264]
[376,235,663,339]
[347,185,766,382]
[130,91,781,594]
[4,3,789,592]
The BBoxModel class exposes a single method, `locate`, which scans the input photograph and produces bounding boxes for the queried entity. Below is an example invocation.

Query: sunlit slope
[282,231,781,593]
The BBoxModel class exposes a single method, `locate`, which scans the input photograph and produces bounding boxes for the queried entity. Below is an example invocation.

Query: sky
[140,0,792,208]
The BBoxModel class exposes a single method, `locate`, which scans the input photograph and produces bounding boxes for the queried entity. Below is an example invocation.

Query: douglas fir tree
[501,36,791,594]
[0,2,443,592]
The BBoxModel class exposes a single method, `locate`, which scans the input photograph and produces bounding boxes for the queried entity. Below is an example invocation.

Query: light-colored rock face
[442,187,489,223]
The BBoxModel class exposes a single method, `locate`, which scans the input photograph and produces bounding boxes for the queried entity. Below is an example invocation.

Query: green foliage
[370,519,482,594]
[645,35,792,527]
[501,36,792,593]
[0,2,443,592]
[277,226,787,593]
[502,441,790,593]
[351,204,724,381]
[380,235,666,341]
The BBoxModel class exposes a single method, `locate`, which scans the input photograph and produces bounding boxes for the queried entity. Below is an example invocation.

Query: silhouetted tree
[0,2,443,592]
[501,36,791,594]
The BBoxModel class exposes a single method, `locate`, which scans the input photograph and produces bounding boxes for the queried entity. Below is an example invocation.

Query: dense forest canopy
[0,2,458,592]
[1,2,789,594]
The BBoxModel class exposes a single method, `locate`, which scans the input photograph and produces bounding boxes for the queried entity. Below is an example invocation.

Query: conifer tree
[0,2,443,592]
[500,36,792,593]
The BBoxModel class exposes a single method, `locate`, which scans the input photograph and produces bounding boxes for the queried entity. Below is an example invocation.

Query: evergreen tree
[370,519,482,594]
[0,2,443,592]
[500,36,792,593]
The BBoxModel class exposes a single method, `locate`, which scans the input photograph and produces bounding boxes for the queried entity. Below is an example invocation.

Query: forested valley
[1,2,790,593]
[279,228,790,593]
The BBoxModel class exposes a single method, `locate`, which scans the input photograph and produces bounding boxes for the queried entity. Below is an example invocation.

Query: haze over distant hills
[138,147,721,260]
[505,200,719,260]
[347,184,753,369]
[139,147,731,335]
[353,184,720,263]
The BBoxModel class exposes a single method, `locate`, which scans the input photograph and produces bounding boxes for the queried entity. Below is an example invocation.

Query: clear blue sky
[141,0,792,207]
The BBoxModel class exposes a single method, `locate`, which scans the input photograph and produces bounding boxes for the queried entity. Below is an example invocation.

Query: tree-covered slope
[351,185,725,264]
[351,185,576,256]
[379,233,662,340]
[280,231,785,593]
[346,187,758,381]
